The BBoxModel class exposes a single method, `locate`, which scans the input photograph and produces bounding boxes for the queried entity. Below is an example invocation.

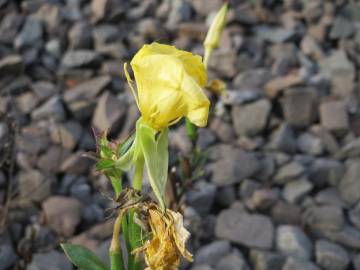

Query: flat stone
[27,250,72,270]
[273,161,305,184]
[216,208,274,249]
[50,121,83,151]
[31,96,65,121]
[337,137,360,159]
[92,91,127,133]
[319,50,355,97]
[318,225,360,250]
[283,178,313,204]
[0,55,23,76]
[257,26,296,44]
[271,201,302,225]
[308,159,344,187]
[14,17,43,49]
[250,249,285,270]
[60,151,92,175]
[232,99,271,137]
[267,123,296,153]
[208,145,260,186]
[61,50,101,69]
[215,250,250,270]
[17,170,51,203]
[281,87,317,127]
[297,133,324,156]
[320,100,349,133]
[195,240,231,266]
[233,69,271,90]
[282,257,320,270]
[42,196,82,237]
[276,225,313,260]
[349,202,360,229]
[186,180,216,216]
[330,16,354,39]
[315,240,350,270]
[303,205,345,231]
[338,160,360,206]
[265,73,304,98]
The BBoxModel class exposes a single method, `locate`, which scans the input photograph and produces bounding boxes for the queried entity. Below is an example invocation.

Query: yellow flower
[203,3,228,67]
[125,42,210,131]
[133,205,193,270]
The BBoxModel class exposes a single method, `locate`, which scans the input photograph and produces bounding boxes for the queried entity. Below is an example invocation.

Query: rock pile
[1,0,360,269]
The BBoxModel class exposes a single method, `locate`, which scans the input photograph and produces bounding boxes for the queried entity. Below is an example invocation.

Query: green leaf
[138,121,168,209]
[117,133,135,157]
[96,159,115,171]
[61,243,109,270]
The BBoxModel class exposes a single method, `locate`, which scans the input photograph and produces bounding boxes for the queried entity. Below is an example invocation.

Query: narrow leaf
[61,243,109,270]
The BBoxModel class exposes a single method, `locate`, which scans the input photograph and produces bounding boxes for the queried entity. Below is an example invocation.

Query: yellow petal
[128,42,209,130]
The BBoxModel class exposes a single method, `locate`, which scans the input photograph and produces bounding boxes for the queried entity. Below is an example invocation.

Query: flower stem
[203,47,212,69]
[128,155,144,270]
[110,213,125,270]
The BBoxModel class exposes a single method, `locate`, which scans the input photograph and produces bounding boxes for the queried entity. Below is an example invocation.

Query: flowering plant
[61,4,227,270]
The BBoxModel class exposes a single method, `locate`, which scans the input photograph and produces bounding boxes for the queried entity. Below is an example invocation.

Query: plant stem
[128,155,144,270]
[203,47,212,69]
[110,213,125,270]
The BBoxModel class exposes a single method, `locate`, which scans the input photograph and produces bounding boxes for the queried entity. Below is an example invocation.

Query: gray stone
[267,123,296,153]
[63,76,111,119]
[17,170,51,203]
[320,100,349,133]
[209,117,235,143]
[186,180,216,215]
[31,96,65,121]
[92,91,127,133]
[304,205,345,231]
[166,0,192,29]
[337,138,360,159]
[208,50,237,78]
[208,145,260,186]
[250,250,285,270]
[271,201,302,225]
[215,186,237,208]
[0,244,17,270]
[349,202,360,229]
[195,240,231,266]
[50,121,83,151]
[308,159,345,187]
[315,240,350,270]
[14,17,43,49]
[197,128,216,150]
[232,99,271,137]
[0,55,23,76]
[191,266,213,270]
[330,16,354,39]
[297,133,324,156]
[273,161,305,184]
[233,69,271,90]
[16,92,40,114]
[319,50,355,97]
[338,160,360,206]
[68,21,93,49]
[215,250,250,270]
[61,50,101,69]
[42,196,82,237]
[282,257,320,270]
[257,26,295,44]
[310,125,340,154]
[221,90,260,105]
[320,225,360,250]
[190,0,223,17]
[31,81,58,101]
[282,88,317,127]
[216,208,274,249]
[276,225,313,260]
[283,178,313,204]
[354,254,360,270]
[27,250,71,270]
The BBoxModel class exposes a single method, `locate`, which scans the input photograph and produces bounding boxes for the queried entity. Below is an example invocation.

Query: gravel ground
[1,0,360,269]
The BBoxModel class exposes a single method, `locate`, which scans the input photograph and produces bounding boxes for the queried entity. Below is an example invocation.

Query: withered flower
[133,205,193,270]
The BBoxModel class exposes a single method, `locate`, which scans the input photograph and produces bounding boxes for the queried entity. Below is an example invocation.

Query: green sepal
[138,121,168,209]
[61,243,109,270]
